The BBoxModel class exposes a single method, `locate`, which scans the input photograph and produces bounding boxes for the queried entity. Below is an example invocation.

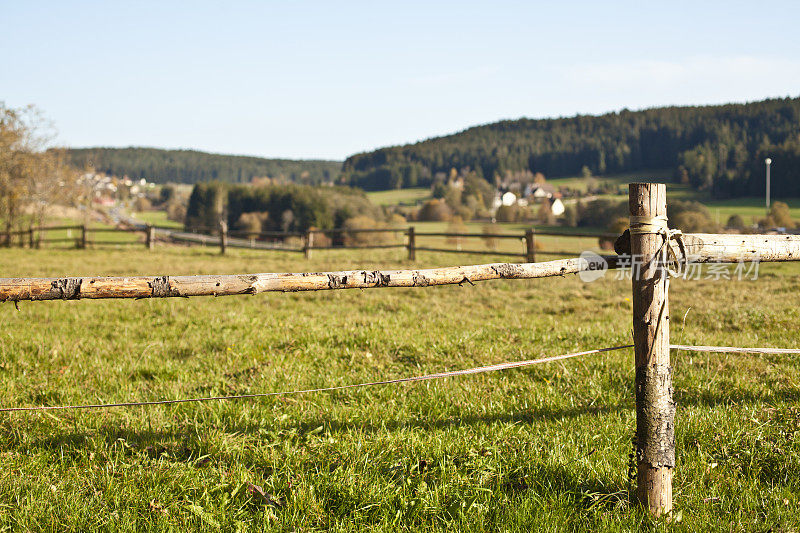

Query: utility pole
[765,158,772,214]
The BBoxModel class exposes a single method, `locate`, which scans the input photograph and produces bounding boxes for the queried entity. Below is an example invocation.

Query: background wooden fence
[1,223,616,261]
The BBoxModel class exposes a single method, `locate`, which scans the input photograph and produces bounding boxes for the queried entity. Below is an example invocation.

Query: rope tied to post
[629,213,688,367]
[629,214,687,277]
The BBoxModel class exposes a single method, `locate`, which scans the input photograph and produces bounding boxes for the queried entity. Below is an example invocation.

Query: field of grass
[14,218,146,249]
[367,187,432,207]
[1,244,800,530]
[133,210,183,229]
[702,197,800,226]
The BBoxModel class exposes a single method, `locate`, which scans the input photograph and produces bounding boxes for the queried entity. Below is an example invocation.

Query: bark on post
[629,183,674,517]
[146,225,155,250]
[407,226,416,261]
[219,220,228,255]
[304,230,314,259]
[525,228,536,263]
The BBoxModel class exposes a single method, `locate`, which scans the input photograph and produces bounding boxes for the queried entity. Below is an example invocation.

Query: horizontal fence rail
[412,246,526,257]
[0,256,621,302]
[3,222,620,260]
[11,222,791,265]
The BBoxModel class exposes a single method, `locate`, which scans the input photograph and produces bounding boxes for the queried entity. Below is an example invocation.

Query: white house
[528,184,555,199]
[550,198,565,216]
[501,191,517,206]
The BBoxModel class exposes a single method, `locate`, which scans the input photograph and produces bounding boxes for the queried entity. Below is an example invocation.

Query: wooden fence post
[304,230,314,259]
[35,227,41,249]
[146,224,155,250]
[629,183,673,517]
[524,228,536,263]
[3,227,9,248]
[28,227,34,249]
[80,225,87,249]
[219,220,228,255]
[407,226,416,261]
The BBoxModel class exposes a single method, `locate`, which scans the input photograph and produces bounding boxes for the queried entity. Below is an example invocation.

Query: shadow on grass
[8,381,800,454]
[6,403,625,455]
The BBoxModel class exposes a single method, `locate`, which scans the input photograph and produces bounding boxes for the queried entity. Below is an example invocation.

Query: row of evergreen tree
[340,97,800,198]
[185,182,382,233]
[68,147,342,185]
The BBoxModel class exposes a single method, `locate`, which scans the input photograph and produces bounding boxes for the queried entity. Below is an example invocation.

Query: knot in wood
[491,264,524,278]
[51,278,82,300]
[411,271,430,287]
[361,270,390,286]
[149,276,171,297]
[327,274,347,289]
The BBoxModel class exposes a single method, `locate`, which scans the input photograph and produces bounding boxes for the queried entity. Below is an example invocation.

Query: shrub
[342,216,396,245]
[496,204,521,223]
[562,205,578,227]
[417,199,452,222]
[388,213,407,227]
[481,225,497,250]
[446,216,468,246]
[134,197,152,212]
[235,212,268,234]
[307,228,332,248]
[760,201,795,229]
[726,214,746,231]
[537,201,555,225]
[577,199,627,228]
[166,203,186,223]
[668,200,718,232]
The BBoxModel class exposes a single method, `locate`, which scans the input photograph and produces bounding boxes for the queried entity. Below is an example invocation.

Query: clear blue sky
[3,1,800,160]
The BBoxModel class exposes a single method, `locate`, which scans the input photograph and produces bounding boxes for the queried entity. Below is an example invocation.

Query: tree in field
[760,201,795,229]
[0,104,77,234]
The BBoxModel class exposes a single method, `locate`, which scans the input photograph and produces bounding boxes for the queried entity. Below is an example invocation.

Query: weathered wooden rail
[3,222,617,261]
[3,183,799,518]
[0,256,619,301]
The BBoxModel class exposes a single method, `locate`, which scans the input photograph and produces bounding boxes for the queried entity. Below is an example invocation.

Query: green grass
[134,210,183,229]
[22,218,145,248]
[701,197,800,226]
[1,245,800,530]
[367,187,431,207]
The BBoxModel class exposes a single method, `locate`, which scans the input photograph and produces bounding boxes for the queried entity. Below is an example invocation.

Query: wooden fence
[3,183,797,517]
[2,222,616,261]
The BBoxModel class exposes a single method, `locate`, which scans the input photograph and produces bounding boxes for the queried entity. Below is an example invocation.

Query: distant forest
[340,96,800,198]
[68,147,342,185]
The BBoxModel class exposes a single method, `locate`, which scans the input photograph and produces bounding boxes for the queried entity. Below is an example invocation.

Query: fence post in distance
[219,220,228,255]
[525,228,536,263]
[146,224,155,250]
[304,230,313,260]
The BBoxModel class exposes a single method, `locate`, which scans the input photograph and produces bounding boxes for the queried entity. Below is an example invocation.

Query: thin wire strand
[671,345,800,355]
[0,345,634,413]
[2,343,796,414]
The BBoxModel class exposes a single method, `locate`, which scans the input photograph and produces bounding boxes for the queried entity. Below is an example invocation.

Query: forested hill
[68,147,342,185]
[340,97,800,198]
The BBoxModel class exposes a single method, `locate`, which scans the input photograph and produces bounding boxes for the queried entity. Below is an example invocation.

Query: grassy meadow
[0,244,799,530]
